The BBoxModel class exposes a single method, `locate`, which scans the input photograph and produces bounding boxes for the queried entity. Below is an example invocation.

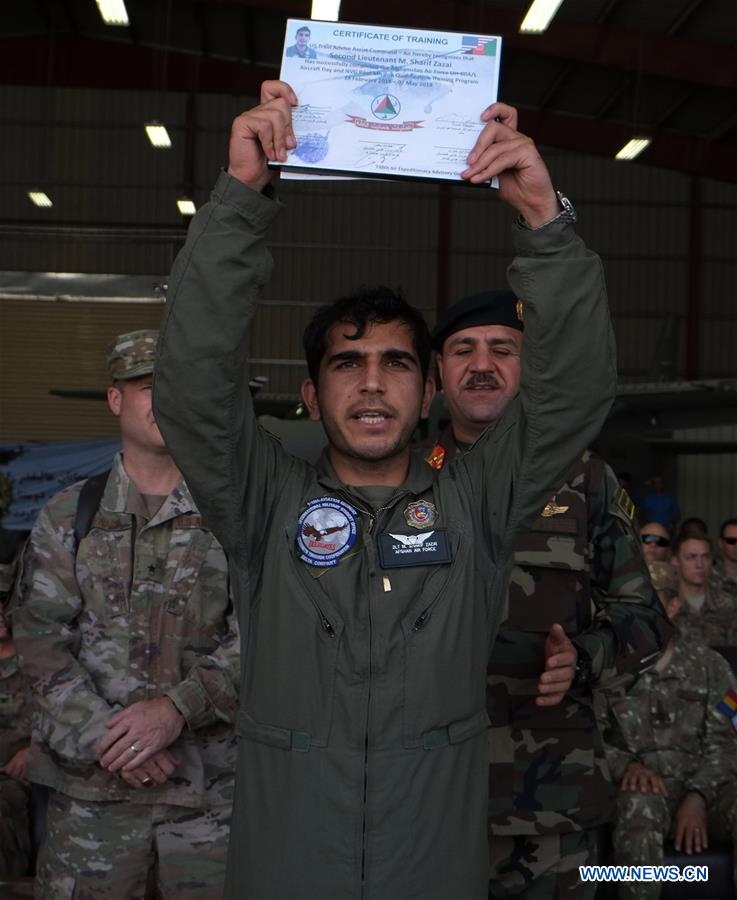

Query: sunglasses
[722,537,737,545]
[641,534,670,547]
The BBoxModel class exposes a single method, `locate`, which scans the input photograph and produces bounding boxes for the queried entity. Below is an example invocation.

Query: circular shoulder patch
[297,497,358,568]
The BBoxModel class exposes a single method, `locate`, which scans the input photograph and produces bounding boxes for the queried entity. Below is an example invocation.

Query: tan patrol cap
[647,561,678,593]
[106,329,158,381]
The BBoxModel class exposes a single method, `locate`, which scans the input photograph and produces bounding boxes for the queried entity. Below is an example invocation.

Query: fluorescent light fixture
[28,191,52,208]
[145,123,172,148]
[95,0,129,26]
[520,0,565,33]
[311,0,340,21]
[177,199,196,216]
[615,137,652,161]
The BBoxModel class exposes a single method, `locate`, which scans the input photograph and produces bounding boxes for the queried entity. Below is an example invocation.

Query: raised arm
[153,82,304,564]
[457,104,617,564]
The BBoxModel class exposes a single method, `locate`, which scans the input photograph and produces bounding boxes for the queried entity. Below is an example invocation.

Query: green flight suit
[153,171,617,900]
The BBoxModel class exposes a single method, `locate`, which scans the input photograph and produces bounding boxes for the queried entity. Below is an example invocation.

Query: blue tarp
[0,438,121,531]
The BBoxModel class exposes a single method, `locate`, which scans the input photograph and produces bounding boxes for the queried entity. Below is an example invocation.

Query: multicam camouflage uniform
[599,635,737,899]
[425,433,671,898]
[13,452,239,899]
[0,652,32,876]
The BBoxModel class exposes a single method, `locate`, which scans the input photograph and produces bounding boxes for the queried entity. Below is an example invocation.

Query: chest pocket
[400,526,490,749]
[507,516,590,635]
[78,524,130,617]
[0,690,23,727]
[164,522,212,618]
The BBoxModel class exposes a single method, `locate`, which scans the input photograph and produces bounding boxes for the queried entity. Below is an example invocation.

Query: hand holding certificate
[228,80,560,227]
[273,20,503,184]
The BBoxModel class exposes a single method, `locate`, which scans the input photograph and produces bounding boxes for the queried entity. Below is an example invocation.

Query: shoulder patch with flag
[717,689,737,725]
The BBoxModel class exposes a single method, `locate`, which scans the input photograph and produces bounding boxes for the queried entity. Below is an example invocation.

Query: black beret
[431,289,523,351]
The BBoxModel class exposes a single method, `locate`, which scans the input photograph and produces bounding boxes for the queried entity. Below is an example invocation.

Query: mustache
[464,372,502,389]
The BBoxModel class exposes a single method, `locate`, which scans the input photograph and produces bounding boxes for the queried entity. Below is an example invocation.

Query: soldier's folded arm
[12,499,121,764]
[572,459,672,690]
[165,595,241,729]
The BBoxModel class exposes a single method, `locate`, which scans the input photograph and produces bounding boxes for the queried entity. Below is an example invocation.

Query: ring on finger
[129,743,142,754]
[141,776,154,787]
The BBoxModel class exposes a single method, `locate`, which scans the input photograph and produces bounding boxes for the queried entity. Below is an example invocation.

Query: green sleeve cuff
[165,681,217,731]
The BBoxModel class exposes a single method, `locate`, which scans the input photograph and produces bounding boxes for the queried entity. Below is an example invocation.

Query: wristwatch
[519,190,577,230]
[571,646,593,691]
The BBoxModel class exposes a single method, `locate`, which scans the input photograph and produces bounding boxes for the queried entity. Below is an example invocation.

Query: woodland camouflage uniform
[425,433,671,898]
[599,634,737,900]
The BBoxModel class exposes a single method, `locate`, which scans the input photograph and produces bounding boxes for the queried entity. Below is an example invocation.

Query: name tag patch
[377,529,452,568]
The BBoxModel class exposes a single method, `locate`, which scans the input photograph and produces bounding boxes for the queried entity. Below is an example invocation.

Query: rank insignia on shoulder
[616,487,636,522]
[425,445,445,470]
[515,298,524,322]
[404,500,438,529]
[541,497,569,517]
[297,497,358,568]
[718,689,737,724]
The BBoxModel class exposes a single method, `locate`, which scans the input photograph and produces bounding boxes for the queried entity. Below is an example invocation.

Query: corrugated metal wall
[676,426,737,535]
[1,86,736,534]
[0,298,163,440]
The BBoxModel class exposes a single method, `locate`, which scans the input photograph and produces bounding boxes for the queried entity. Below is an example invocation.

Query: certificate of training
[275,19,502,183]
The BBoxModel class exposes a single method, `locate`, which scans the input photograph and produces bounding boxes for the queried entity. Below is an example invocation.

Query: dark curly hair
[302,286,431,388]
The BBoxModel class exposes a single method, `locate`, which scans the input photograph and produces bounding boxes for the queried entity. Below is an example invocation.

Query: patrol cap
[430,290,524,352]
[106,329,159,382]
[647,561,678,594]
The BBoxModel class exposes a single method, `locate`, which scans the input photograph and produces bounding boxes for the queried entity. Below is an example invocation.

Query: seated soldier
[673,533,737,647]
[599,561,737,899]
[0,597,32,876]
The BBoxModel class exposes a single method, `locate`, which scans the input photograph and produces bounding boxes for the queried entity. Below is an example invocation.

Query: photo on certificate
[274,20,502,185]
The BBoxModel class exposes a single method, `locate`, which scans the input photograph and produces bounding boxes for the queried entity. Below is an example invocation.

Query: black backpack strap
[73,470,111,551]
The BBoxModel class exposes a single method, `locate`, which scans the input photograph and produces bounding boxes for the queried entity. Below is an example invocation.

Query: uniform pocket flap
[236,711,312,752]
[422,709,488,750]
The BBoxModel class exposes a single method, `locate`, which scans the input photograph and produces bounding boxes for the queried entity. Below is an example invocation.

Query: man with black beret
[426,293,671,898]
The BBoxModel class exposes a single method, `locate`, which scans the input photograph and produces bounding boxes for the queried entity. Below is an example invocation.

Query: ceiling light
[615,137,652,161]
[95,0,129,26]
[145,123,172,148]
[177,199,196,216]
[520,0,565,33]
[311,0,340,21]
[28,191,52,208]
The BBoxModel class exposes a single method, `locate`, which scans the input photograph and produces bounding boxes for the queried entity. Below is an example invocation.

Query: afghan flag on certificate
[462,35,497,55]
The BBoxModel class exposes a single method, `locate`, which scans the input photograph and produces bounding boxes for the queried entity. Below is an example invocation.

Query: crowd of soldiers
[1,81,737,900]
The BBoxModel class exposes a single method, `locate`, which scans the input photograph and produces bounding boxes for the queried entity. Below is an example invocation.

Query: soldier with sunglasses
[639,522,671,563]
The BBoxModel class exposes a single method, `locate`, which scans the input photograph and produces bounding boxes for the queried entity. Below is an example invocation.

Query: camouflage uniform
[425,432,670,898]
[676,582,737,648]
[0,652,32,875]
[13,445,239,896]
[711,563,737,601]
[599,635,737,899]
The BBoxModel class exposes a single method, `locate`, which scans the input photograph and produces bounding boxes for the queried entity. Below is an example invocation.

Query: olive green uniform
[153,171,616,899]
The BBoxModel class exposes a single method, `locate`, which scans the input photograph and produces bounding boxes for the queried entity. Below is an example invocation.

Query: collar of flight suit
[313,445,436,504]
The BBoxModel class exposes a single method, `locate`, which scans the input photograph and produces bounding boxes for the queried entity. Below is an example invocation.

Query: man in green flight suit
[153,80,617,899]
[425,290,671,897]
